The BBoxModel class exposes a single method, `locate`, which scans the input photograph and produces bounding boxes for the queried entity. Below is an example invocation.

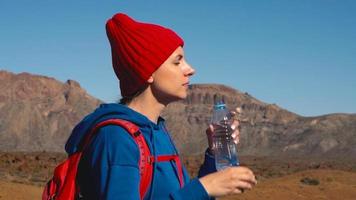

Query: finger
[232,129,240,137]
[239,174,258,185]
[206,124,214,135]
[233,167,255,179]
[228,169,255,184]
[231,120,239,131]
[232,173,255,183]
[234,181,253,190]
[231,188,242,194]
[245,178,257,186]
[210,124,214,131]
[231,132,239,144]
[233,129,240,137]
[236,166,253,174]
[236,107,242,114]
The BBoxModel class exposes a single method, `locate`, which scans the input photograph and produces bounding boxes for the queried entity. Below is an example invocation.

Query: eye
[174,55,183,65]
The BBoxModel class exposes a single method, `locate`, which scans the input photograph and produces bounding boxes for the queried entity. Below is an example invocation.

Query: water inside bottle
[213,124,239,171]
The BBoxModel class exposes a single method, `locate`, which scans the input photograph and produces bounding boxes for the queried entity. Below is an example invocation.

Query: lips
[182,82,189,86]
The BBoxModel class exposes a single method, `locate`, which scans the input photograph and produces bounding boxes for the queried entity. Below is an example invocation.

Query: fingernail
[236,107,242,113]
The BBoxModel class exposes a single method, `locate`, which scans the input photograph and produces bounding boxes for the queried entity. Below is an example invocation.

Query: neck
[126,87,165,124]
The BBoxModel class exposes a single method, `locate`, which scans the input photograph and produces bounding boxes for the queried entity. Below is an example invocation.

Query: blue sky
[1,0,355,116]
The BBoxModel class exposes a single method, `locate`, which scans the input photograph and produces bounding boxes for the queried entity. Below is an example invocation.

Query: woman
[65,13,257,199]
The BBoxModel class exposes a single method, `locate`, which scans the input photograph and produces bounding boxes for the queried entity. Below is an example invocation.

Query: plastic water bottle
[211,100,239,171]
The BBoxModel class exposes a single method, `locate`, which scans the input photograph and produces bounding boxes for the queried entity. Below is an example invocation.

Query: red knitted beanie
[106,13,184,97]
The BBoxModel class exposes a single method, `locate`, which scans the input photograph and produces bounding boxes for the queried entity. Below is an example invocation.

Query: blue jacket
[65,103,216,199]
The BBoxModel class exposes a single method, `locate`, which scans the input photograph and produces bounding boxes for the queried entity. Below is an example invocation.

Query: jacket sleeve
[198,148,217,177]
[81,125,141,200]
[169,178,210,200]
[168,148,216,200]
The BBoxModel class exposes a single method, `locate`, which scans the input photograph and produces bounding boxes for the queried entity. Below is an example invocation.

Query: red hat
[106,13,184,97]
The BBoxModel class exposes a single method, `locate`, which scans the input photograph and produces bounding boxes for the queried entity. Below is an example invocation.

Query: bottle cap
[214,101,226,110]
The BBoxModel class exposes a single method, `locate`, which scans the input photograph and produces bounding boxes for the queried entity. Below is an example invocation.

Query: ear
[147,76,154,84]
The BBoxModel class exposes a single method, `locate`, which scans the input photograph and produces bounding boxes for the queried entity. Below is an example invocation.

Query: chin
[168,93,187,103]
[161,94,186,105]
[160,88,188,104]
[178,91,188,99]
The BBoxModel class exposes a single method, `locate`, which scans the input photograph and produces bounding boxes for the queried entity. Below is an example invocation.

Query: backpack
[42,118,154,200]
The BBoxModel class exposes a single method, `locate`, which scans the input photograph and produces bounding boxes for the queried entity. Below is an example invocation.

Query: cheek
[152,64,186,97]
[155,76,177,91]
[153,74,183,95]
[155,68,180,85]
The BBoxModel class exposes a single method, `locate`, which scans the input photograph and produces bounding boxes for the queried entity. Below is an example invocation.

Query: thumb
[206,124,214,135]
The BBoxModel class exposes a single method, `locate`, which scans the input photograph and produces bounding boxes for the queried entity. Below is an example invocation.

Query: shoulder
[89,124,141,166]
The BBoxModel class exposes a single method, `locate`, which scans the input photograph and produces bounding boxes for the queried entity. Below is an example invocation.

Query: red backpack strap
[156,155,184,188]
[83,119,153,200]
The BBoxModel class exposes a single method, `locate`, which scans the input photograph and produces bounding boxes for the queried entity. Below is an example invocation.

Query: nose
[184,62,195,77]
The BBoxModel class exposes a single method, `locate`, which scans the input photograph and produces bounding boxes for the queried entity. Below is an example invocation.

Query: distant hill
[1,70,355,158]
[164,84,356,157]
[0,70,101,152]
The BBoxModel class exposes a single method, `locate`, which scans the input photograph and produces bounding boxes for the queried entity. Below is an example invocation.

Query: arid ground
[1,152,355,200]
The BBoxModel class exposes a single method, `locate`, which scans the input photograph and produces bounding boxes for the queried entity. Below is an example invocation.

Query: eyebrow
[175,54,183,61]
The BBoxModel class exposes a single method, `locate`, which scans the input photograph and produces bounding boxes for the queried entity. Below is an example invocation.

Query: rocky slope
[1,71,355,158]
[163,84,356,157]
[0,71,101,152]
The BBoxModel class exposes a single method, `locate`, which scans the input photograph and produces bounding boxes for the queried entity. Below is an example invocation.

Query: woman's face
[149,46,195,104]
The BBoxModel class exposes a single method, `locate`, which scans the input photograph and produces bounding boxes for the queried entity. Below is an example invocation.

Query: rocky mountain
[163,84,356,157]
[1,71,355,158]
[0,71,101,152]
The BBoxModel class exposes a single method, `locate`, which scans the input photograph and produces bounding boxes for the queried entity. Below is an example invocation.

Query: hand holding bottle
[199,166,257,197]
[206,107,242,153]
[208,102,241,170]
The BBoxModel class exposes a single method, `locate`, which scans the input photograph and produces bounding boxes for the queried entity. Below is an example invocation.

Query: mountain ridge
[0,70,355,158]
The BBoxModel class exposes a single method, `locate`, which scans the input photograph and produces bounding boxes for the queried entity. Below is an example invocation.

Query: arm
[79,125,141,200]
[104,165,140,199]
[169,166,210,200]
[169,159,258,200]
[198,148,217,178]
